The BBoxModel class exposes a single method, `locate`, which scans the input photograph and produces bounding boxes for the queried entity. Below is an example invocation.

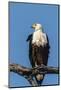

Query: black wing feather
[26,34,32,41]
[26,34,34,67]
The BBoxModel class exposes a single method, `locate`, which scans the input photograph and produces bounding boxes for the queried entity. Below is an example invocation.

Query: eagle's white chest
[32,30,47,47]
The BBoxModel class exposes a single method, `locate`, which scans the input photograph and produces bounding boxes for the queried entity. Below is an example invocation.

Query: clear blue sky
[9,2,59,87]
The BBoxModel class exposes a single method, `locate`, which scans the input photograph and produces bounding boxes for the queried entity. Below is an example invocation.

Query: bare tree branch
[9,63,59,86]
[25,76,38,86]
[9,64,39,86]
[9,64,31,76]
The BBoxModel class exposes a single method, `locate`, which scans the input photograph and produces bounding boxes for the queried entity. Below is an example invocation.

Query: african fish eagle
[26,23,50,84]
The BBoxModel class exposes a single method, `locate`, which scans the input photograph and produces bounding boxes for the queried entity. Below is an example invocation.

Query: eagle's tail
[35,74,44,85]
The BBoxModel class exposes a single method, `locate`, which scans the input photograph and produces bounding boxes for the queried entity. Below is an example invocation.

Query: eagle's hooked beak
[31,24,36,29]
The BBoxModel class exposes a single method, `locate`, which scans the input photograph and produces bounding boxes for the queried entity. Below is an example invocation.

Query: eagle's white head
[32,23,47,46]
[31,23,43,31]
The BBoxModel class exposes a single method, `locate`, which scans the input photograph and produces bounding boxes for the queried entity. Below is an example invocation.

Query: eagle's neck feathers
[32,29,47,47]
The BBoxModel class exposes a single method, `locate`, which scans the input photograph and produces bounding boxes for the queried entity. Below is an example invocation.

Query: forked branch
[9,63,59,86]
